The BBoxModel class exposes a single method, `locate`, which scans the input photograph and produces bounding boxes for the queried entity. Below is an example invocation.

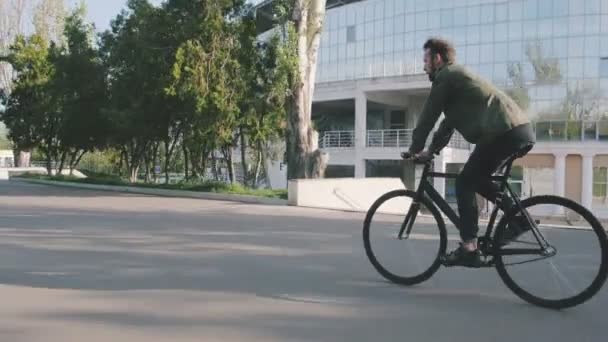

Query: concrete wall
[288,178,411,214]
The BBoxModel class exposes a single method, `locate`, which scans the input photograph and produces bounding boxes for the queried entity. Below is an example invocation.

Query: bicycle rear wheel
[363,190,447,285]
[494,196,608,309]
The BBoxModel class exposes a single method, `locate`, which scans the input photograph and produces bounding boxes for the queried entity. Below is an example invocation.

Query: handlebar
[401,151,435,164]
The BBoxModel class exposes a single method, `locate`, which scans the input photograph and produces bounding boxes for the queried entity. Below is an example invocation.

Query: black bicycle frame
[398,160,549,257]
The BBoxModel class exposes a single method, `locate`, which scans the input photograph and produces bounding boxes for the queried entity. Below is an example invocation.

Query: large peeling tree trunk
[286,0,329,180]
[182,144,190,180]
[224,146,235,185]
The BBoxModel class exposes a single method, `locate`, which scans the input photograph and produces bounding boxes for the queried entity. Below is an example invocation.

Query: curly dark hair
[423,38,456,64]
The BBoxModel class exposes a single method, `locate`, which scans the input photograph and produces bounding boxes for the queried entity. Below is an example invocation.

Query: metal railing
[367,129,414,148]
[318,130,355,148]
[533,120,608,142]
[319,129,472,150]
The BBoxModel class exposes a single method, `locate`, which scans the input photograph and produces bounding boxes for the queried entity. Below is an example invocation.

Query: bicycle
[363,145,608,309]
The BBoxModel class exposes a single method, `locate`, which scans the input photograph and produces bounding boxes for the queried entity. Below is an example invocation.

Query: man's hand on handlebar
[401,150,434,162]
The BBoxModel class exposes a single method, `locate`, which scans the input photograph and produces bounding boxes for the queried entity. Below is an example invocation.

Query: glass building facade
[316,0,608,119]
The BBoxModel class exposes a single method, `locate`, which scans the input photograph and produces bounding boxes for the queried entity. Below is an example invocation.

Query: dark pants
[456,124,536,241]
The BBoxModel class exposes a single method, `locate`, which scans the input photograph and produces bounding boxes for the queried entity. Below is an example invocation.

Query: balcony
[533,120,608,142]
[318,130,355,149]
[319,129,471,149]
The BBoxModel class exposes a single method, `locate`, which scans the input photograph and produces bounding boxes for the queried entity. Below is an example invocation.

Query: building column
[354,90,367,178]
[433,154,445,198]
[582,153,594,209]
[553,153,566,197]
[554,152,567,215]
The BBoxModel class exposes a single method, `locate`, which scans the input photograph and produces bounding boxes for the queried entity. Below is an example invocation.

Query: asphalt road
[0,180,606,342]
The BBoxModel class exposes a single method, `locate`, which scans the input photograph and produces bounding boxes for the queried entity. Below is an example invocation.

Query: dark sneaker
[440,244,483,268]
[498,215,533,246]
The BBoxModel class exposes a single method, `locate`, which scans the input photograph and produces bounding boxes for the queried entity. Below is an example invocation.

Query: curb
[14,178,288,206]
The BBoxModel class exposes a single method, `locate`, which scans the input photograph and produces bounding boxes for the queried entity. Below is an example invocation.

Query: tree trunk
[239,126,248,186]
[211,153,218,181]
[129,165,139,183]
[183,144,190,180]
[69,150,86,176]
[286,0,328,180]
[225,147,235,185]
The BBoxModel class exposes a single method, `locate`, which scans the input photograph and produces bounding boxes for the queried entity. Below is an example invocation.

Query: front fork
[398,201,420,240]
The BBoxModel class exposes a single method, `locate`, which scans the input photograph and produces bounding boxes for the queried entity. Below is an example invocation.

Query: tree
[505,62,530,111]
[275,0,328,180]
[101,0,169,182]
[51,4,109,174]
[525,40,562,85]
[0,34,57,174]
[33,0,66,46]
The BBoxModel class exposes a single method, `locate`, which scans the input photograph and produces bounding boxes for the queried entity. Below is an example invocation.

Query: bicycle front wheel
[494,196,608,309]
[363,190,447,286]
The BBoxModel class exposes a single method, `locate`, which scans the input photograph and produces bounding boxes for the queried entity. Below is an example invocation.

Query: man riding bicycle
[402,38,536,267]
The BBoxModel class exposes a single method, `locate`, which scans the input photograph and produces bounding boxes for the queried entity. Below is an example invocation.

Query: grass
[18,173,288,200]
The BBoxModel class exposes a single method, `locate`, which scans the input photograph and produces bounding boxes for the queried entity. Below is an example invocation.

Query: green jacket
[409,64,530,154]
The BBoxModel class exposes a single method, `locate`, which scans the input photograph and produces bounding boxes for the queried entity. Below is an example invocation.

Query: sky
[75,0,263,32]
[71,0,163,32]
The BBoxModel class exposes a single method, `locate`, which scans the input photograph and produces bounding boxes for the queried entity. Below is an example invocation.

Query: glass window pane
[538,19,552,38]
[508,1,523,21]
[570,0,585,15]
[587,0,601,14]
[454,27,466,45]
[481,4,494,24]
[585,57,598,77]
[586,36,600,57]
[593,183,607,197]
[600,36,608,56]
[523,0,538,20]
[468,6,481,25]
[553,17,569,37]
[406,14,414,33]
[479,64,493,80]
[569,38,584,57]
[429,11,440,30]
[467,25,480,44]
[600,58,608,78]
[494,62,508,82]
[395,0,405,14]
[440,9,454,28]
[523,21,538,39]
[568,58,584,78]
[509,21,522,41]
[395,15,405,34]
[480,24,494,43]
[554,0,569,16]
[538,0,553,18]
[570,16,586,35]
[495,23,508,42]
[508,41,523,62]
[603,0,608,13]
[416,12,428,31]
[384,17,394,35]
[496,3,508,22]
[586,15,601,34]
[495,43,508,61]
[602,14,608,33]
[375,20,384,37]
[480,44,494,63]
[467,45,480,65]
[374,2,384,20]
[553,38,568,57]
[454,7,467,26]
[511,166,524,180]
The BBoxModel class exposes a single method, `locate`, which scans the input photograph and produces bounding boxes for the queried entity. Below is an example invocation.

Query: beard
[426,61,438,82]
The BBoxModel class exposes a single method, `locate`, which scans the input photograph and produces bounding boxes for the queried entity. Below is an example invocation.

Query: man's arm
[408,73,449,154]
[428,119,454,154]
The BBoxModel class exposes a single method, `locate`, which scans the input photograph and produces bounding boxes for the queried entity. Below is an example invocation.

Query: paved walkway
[0,180,606,341]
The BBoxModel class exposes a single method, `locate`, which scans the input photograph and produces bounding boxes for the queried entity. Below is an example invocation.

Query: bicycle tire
[494,195,608,309]
[363,190,448,286]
